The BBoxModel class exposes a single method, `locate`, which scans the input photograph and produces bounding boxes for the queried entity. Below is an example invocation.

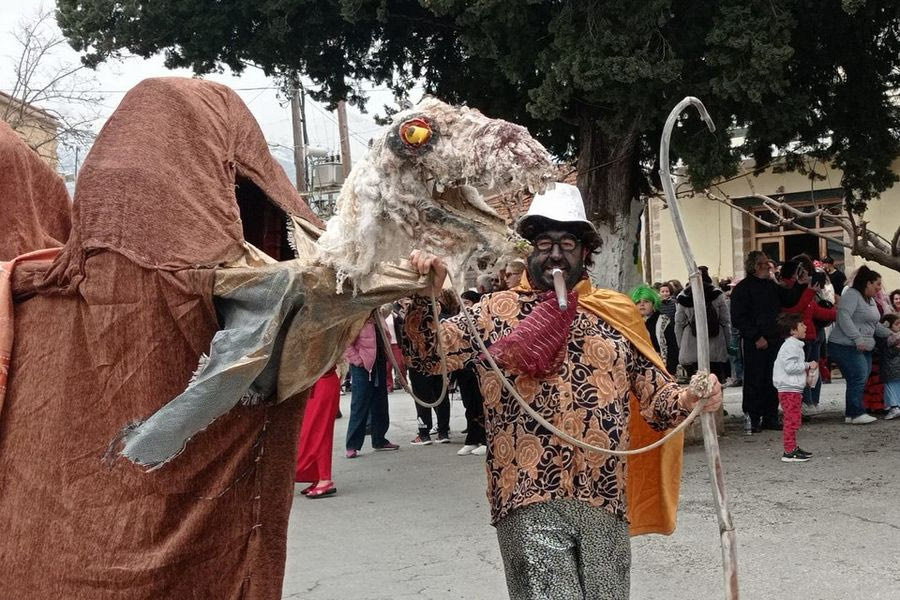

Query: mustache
[539,259,569,270]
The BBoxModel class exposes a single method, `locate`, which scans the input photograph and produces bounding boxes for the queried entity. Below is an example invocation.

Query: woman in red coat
[295,367,341,498]
[782,266,837,411]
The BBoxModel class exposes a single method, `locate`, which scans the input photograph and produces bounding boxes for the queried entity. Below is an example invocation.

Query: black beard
[526,254,585,291]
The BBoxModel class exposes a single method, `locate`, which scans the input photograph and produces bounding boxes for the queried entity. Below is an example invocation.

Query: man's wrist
[678,386,698,411]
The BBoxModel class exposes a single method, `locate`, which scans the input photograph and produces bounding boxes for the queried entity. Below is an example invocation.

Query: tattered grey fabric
[116,255,427,468]
[118,263,306,467]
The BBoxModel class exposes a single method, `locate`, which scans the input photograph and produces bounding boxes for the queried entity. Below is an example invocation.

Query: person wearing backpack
[674,266,732,385]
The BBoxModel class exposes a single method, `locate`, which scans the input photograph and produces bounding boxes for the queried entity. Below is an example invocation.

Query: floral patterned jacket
[403,289,690,526]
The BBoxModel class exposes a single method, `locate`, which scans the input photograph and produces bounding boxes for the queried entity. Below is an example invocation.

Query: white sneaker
[457,444,479,456]
[848,414,878,425]
[884,407,900,421]
[471,444,487,456]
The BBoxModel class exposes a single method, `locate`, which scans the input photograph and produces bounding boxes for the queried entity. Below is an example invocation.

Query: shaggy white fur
[315,98,553,292]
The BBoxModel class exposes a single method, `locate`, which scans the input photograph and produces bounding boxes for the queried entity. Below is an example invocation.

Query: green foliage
[56,0,900,212]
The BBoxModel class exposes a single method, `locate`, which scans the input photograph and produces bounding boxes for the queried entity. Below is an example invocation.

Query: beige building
[0,90,60,168]
[647,159,900,293]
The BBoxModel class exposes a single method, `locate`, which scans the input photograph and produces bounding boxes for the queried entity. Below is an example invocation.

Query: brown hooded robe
[0,78,320,599]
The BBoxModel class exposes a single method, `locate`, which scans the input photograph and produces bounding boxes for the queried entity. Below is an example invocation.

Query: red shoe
[299,483,316,495]
[306,483,337,498]
[374,441,399,451]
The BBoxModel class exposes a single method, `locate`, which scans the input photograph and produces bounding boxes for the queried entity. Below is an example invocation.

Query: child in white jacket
[773,313,818,462]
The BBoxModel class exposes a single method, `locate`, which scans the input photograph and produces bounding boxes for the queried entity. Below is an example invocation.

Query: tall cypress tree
[57,0,900,284]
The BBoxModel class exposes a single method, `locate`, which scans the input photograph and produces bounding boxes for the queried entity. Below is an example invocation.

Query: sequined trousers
[495,498,631,600]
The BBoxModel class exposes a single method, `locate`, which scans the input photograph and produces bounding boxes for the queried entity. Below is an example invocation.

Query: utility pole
[337,100,352,179]
[290,74,307,192]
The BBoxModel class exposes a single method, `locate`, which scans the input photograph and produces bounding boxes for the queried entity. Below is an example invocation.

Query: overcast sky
[0,0,400,176]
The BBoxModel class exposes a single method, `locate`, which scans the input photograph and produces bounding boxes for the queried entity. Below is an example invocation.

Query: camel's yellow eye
[400,118,432,146]
[405,126,429,144]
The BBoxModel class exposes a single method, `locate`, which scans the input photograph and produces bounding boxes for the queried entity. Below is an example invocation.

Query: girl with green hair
[630,284,679,375]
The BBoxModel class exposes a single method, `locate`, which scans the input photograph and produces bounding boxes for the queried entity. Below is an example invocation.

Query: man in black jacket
[730,251,805,433]
[821,255,846,296]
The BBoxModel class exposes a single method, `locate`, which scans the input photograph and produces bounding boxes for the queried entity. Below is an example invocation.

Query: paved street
[283,380,900,599]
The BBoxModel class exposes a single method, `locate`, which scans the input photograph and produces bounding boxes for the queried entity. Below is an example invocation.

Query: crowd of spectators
[308,252,900,491]
[334,257,537,462]
[633,254,900,454]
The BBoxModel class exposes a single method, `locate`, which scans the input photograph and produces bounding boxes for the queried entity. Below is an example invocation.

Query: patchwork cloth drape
[115,251,425,468]
[0,78,324,599]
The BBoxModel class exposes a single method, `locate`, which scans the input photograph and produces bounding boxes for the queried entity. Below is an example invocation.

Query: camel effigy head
[315,97,555,291]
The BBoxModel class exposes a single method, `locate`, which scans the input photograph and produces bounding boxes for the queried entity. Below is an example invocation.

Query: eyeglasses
[534,236,579,253]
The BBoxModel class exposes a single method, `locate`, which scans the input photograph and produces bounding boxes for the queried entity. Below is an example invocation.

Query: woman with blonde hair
[503,258,527,290]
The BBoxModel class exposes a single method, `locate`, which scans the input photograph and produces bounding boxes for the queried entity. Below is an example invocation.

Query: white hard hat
[516,182,597,239]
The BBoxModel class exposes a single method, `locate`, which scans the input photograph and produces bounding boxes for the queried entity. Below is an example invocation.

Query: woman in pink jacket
[344,318,399,458]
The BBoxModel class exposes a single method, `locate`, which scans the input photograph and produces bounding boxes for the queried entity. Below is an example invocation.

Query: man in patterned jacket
[405,183,722,600]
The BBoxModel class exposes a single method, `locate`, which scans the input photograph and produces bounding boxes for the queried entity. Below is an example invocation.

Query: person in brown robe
[0,77,321,599]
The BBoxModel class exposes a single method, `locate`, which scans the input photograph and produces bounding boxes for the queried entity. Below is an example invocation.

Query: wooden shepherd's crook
[659,97,739,599]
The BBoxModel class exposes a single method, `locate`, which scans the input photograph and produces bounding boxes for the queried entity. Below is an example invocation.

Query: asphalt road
[282,380,900,599]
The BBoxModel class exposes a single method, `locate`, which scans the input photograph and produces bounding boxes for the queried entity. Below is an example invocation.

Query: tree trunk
[576,122,644,292]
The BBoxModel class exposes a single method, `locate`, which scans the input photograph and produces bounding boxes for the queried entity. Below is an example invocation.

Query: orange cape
[517,277,684,536]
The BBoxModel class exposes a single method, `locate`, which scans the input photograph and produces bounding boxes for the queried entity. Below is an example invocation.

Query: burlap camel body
[0,77,552,599]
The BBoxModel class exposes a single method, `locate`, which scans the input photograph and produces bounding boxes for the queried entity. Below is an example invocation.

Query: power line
[244,87,270,106]
[3,83,385,148]
[0,85,280,94]
[305,101,373,146]
[0,85,391,94]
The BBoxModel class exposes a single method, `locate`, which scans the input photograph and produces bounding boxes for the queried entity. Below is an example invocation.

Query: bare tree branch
[861,225,893,255]
[705,190,900,272]
[775,200,829,220]
[706,191,852,248]
[3,7,104,173]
